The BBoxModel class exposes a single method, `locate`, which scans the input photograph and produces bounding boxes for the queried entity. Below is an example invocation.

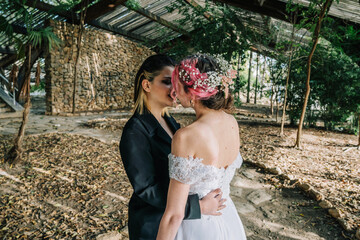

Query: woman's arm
[157,179,190,240]
[121,121,224,222]
[120,123,209,215]
[120,126,168,209]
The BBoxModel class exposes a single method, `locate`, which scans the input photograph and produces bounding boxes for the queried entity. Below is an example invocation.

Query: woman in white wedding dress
[157,54,247,240]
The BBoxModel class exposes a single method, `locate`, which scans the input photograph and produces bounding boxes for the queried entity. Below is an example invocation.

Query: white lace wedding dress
[169,152,247,240]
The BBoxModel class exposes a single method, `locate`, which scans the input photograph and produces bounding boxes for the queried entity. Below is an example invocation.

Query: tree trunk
[295,0,333,148]
[16,46,42,100]
[275,86,279,122]
[254,54,259,104]
[35,61,41,87]
[5,45,32,165]
[246,51,252,103]
[280,21,296,136]
[237,53,241,76]
[72,0,88,113]
[358,112,360,147]
[9,64,18,92]
[260,56,266,99]
[270,83,274,116]
[237,54,241,98]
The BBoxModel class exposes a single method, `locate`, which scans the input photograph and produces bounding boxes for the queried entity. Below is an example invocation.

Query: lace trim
[168,153,242,185]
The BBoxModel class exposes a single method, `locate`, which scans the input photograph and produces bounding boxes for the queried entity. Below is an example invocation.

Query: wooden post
[254,53,259,104]
[35,61,41,87]
[5,44,32,165]
[72,0,89,114]
[358,112,360,147]
[275,86,279,122]
[260,56,266,99]
[247,51,253,103]
[9,64,18,92]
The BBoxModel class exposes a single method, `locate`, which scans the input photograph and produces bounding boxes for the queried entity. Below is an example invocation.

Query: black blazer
[120,111,201,240]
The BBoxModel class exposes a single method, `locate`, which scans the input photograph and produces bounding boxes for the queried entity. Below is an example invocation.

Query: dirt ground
[0,96,359,239]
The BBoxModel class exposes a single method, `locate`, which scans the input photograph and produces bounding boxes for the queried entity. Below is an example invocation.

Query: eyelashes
[162,79,171,85]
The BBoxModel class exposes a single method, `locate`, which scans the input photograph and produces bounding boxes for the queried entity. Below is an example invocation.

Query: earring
[190,99,194,107]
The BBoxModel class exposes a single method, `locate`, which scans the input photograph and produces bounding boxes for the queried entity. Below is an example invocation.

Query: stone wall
[45,20,154,115]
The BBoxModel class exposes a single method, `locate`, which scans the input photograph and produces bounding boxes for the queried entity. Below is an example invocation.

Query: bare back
[173,111,240,169]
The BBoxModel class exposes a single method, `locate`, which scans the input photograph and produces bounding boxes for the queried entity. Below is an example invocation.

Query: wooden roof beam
[85,0,128,22]
[89,20,150,43]
[183,0,215,21]
[0,46,16,55]
[212,0,360,27]
[25,0,76,21]
[123,4,189,36]
[0,54,18,69]
[23,0,149,43]
[11,24,28,35]
[212,0,290,22]
[72,0,97,12]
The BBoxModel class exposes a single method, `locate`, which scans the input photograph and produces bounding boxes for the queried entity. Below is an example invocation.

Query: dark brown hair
[182,54,233,110]
[133,54,175,114]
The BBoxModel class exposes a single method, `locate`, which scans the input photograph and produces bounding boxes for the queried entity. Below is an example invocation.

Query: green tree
[295,0,333,148]
[0,0,60,165]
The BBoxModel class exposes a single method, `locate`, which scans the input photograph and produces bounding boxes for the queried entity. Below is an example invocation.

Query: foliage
[233,74,247,93]
[158,0,271,62]
[30,81,45,92]
[125,0,141,11]
[286,42,360,131]
[322,19,360,66]
[0,0,61,58]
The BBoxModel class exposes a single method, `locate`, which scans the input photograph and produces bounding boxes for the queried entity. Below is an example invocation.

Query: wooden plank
[286,0,360,24]
[0,54,18,69]
[0,111,23,119]
[23,0,148,43]
[11,24,28,35]
[183,0,215,21]
[0,86,23,112]
[122,4,189,36]
[213,0,360,26]
[85,0,128,22]
[0,46,16,55]
[72,0,97,12]
[213,0,290,23]
[89,20,149,42]
[25,0,75,20]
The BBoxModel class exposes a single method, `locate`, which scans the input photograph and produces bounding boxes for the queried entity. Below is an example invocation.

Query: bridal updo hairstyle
[133,54,176,114]
[172,54,233,110]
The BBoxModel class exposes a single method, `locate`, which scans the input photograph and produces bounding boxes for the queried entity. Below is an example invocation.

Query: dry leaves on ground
[239,124,360,231]
[83,114,360,231]
[0,133,131,239]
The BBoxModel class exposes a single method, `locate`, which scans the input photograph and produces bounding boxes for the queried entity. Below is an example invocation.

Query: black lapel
[136,111,172,145]
[164,114,181,133]
[135,111,159,136]
[155,127,172,145]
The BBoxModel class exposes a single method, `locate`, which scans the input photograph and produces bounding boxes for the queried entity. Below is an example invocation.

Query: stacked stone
[45,20,154,115]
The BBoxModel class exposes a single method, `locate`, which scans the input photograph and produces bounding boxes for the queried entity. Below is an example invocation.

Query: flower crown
[177,53,236,99]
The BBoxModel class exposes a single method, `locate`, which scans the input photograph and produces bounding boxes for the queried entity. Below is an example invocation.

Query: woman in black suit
[120,55,225,240]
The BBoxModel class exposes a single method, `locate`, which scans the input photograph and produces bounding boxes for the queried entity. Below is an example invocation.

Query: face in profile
[145,66,175,109]
[174,80,192,108]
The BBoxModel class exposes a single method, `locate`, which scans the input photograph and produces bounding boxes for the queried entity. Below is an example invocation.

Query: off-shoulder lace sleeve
[168,154,202,185]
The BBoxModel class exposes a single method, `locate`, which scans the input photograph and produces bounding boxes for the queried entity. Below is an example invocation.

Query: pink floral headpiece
[172,54,236,100]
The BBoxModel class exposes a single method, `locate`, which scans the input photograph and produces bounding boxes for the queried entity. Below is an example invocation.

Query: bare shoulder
[226,113,239,131]
[172,122,211,157]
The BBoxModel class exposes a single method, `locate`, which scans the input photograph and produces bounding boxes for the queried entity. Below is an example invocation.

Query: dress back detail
[168,153,243,198]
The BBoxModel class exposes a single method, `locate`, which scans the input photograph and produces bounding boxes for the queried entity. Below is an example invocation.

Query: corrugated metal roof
[0,0,359,70]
